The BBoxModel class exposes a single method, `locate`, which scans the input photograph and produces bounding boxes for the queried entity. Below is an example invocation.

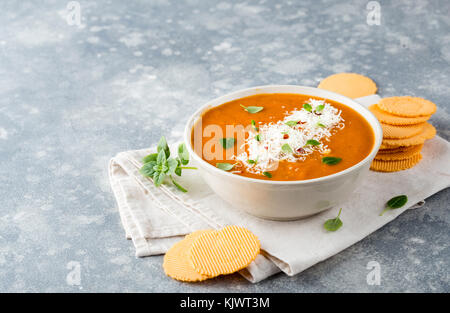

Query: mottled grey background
[0,0,449,292]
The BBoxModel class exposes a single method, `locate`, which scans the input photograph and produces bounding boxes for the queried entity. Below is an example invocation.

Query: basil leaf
[177,143,189,165]
[262,172,272,178]
[156,149,167,165]
[285,120,299,127]
[240,104,264,113]
[220,137,235,149]
[324,209,343,232]
[167,158,178,175]
[306,139,321,146]
[281,143,293,154]
[142,153,158,164]
[170,176,187,193]
[251,120,259,132]
[139,161,157,177]
[139,136,196,192]
[156,150,167,166]
[303,103,312,112]
[153,171,166,187]
[247,159,256,164]
[216,162,235,171]
[387,195,408,208]
[255,134,261,142]
[157,136,170,158]
[380,195,408,216]
[317,123,326,128]
[315,104,325,112]
[322,156,342,165]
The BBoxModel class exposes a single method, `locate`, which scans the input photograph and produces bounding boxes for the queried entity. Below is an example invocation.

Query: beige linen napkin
[109,95,450,283]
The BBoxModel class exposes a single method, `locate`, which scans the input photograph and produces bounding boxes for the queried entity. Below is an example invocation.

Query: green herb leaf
[140,161,157,177]
[380,195,408,216]
[281,143,293,154]
[317,123,326,128]
[315,104,325,112]
[177,143,189,165]
[156,149,167,165]
[255,134,261,142]
[142,153,158,164]
[140,136,195,192]
[157,136,170,158]
[167,158,178,175]
[322,156,342,165]
[306,139,321,146]
[216,162,235,171]
[170,176,187,193]
[251,120,259,132]
[153,171,166,187]
[262,171,272,178]
[324,208,343,232]
[303,103,312,112]
[220,137,235,149]
[285,120,299,127]
[247,159,256,164]
[240,104,264,114]
[387,195,408,208]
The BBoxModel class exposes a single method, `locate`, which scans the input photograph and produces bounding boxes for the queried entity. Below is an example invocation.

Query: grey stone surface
[0,0,449,292]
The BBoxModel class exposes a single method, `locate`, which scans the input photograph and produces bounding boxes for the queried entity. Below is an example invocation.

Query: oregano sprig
[140,137,196,192]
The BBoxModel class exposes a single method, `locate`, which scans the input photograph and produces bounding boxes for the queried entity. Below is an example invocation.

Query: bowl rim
[184,85,382,185]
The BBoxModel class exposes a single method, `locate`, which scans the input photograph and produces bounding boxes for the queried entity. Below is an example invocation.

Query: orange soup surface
[192,93,374,181]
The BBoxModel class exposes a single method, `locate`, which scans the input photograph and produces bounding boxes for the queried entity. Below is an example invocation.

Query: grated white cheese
[235,99,345,174]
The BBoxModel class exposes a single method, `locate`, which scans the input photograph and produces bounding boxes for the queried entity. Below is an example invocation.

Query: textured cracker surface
[0,0,449,292]
[189,226,260,276]
[371,154,423,172]
[381,123,425,139]
[375,144,422,161]
[378,96,437,117]
[381,123,436,148]
[163,230,213,282]
[369,105,431,125]
[318,73,377,98]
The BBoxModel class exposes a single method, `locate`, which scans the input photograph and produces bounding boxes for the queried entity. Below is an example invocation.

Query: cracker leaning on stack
[163,225,260,282]
[369,96,437,172]
[318,73,438,172]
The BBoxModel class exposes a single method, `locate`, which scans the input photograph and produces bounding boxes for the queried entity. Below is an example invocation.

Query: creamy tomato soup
[191,93,374,181]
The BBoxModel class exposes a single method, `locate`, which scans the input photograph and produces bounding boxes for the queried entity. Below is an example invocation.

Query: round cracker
[381,122,425,139]
[378,96,436,117]
[318,73,377,99]
[375,144,422,161]
[370,153,422,172]
[189,225,260,277]
[369,105,431,125]
[163,230,214,282]
[378,144,422,155]
[381,123,435,148]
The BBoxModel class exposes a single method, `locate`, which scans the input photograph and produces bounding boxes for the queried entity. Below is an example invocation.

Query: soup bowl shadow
[184,85,382,221]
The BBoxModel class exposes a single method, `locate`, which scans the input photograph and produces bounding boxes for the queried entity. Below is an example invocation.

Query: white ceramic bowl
[184,85,382,220]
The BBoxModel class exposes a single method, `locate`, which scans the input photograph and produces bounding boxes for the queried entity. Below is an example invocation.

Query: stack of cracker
[163,225,260,282]
[369,96,437,172]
